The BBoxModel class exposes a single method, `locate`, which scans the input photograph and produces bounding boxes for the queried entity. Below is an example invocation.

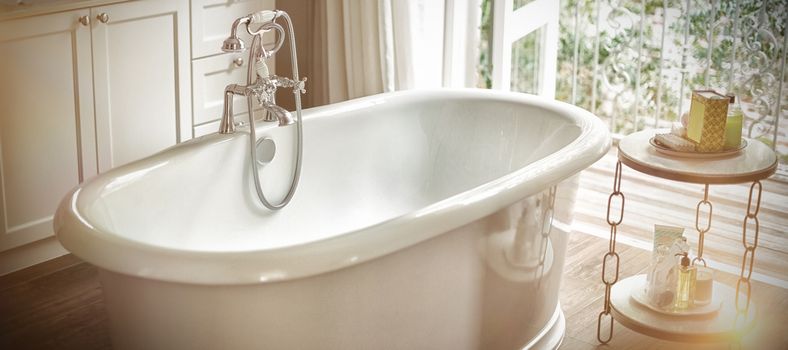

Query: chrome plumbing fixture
[219,10,306,210]
[255,137,277,165]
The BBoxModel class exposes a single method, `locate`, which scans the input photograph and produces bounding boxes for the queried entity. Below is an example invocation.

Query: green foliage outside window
[478,0,786,167]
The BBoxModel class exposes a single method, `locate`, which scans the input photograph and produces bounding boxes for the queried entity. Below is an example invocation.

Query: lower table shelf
[609,274,756,343]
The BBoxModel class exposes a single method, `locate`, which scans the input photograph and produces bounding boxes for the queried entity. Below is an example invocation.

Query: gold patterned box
[687,90,729,152]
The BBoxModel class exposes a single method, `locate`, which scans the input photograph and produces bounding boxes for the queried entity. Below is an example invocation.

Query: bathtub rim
[54,88,611,285]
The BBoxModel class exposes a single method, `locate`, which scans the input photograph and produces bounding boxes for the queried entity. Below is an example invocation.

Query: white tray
[650,137,747,159]
[630,283,722,317]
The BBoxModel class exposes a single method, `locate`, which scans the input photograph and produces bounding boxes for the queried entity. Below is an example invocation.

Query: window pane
[510,27,542,94]
[513,0,536,11]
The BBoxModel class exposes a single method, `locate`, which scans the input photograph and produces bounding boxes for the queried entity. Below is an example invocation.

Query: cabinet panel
[92,0,191,172]
[192,53,276,127]
[193,119,223,138]
[190,0,275,59]
[0,10,94,251]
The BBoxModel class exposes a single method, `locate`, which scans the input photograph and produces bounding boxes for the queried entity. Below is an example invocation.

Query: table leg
[597,161,624,344]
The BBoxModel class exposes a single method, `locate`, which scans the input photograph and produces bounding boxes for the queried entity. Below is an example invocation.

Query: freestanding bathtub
[55,89,609,350]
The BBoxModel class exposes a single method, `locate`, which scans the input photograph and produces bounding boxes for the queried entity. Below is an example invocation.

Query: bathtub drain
[255,137,276,166]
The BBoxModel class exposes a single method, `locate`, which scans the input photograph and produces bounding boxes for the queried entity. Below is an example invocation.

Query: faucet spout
[219,82,293,133]
[219,88,237,134]
[262,102,294,126]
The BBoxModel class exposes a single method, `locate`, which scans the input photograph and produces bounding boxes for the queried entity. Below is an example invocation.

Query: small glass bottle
[725,94,743,149]
[673,252,696,310]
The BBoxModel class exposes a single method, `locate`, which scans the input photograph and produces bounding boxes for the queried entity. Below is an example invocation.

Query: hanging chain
[597,161,624,344]
[693,184,712,267]
[538,185,557,267]
[735,181,761,317]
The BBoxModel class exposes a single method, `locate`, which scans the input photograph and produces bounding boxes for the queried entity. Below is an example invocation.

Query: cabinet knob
[78,15,90,26]
[233,57,244,67]
[97,13,109,23]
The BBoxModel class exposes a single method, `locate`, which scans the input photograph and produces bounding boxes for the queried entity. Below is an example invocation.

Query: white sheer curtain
[315,0,481,104]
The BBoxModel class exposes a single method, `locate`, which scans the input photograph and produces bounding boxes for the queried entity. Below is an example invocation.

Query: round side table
[595,129,778,344]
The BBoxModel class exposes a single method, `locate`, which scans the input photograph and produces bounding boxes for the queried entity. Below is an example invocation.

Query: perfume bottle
[673,252,696,310]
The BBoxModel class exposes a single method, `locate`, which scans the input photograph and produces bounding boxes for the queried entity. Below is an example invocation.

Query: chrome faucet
[219,79,298,132]
[219,10,305,134]
[219,10,305,210]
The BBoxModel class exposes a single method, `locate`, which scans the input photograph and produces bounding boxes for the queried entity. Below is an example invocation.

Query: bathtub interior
[80,94,582,252]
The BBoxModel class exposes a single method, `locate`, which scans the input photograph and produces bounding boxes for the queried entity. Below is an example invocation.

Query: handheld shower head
[221,36,245,52]
[222,15,252,53]
[222,10,282,53]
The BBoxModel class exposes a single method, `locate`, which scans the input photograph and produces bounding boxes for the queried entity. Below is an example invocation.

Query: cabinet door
[91,0,192,172]
[191,0,274,59]
[0,10,96,251]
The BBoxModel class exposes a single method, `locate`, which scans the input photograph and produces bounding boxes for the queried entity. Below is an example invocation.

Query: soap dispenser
[673,252,696,310]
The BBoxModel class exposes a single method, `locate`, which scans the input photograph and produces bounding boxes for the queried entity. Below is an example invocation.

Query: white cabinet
[0,0,277,273]
[91,0,192,171]
[0,0,191,271]
[0,10,95,254]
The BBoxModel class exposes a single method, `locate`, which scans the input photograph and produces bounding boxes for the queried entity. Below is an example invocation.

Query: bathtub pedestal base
[523,303,566,350]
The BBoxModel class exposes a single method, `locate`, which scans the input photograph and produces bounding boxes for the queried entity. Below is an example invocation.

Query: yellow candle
[725,113,742,149]
[725,96,743,150]
[695,267,714,306]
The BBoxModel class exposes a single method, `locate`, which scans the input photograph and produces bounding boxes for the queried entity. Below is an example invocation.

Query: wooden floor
[0,151,786,349]
[0,254,110,349]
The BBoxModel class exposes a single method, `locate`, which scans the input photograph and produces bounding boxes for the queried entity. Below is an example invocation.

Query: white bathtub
[55,89,609,349]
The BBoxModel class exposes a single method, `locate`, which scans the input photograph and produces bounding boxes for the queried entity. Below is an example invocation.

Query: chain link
[735,277,752,312]
[739,247,756,281]
[735,180,762,315]
[597,311,614,343]
[602,252,620,285]
[606,192,625,226]
[695,200,713,233]
[602,284,612,313]
[608,225,618,253]
[612,161,623,192]
[742,216,760,249]
[746,181,762,217]
[694,184,712,262]
[597,161,623,344]
[692,256,707,267]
